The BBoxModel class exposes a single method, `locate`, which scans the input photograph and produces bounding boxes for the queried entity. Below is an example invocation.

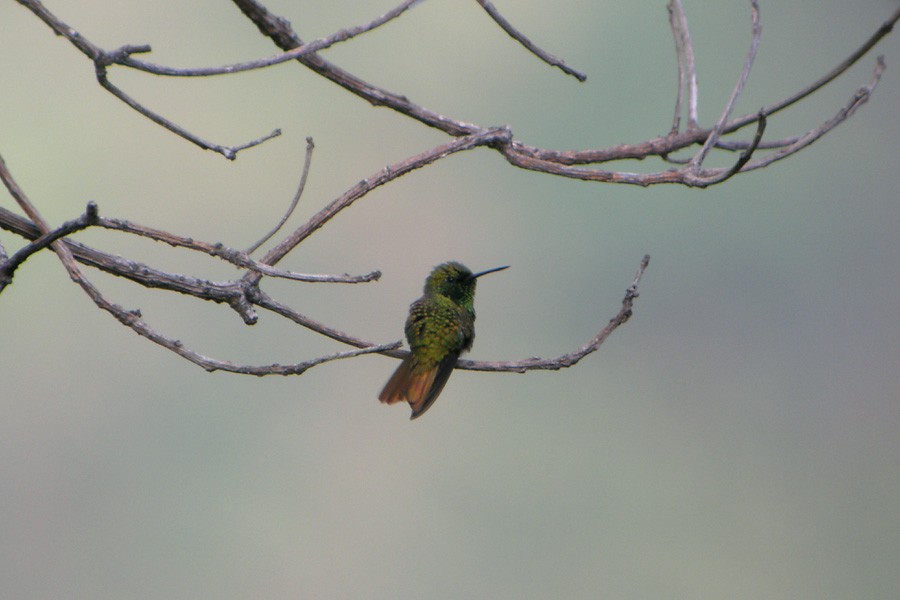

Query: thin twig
[247,137,315,254]
[0,133,517,308]
[247,127,514,275]
[95,215,377,284]
[122,0,423,77]
[710,135,800,152]
[715,111,767,180]
[723,6,900,136]
[668,2,686,133]
[683,111,766,187]
[658,128,792,164]
[667,0,699,131]
[741,57,886,172]
[252,287,402,355]
[474,0,587,82]
[0,204,252,310]
[0,202,98,288]
[95,60,280,160]
[4,145,649,373]
[0,153,47,229]
[15,1,281,160]
[690,0,761,169]
[459,255,650,372]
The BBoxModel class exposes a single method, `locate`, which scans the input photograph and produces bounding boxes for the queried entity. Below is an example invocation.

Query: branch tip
[476,0,587,81]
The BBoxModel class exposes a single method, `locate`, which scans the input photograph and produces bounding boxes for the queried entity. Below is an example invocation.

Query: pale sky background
[1,1,899,599]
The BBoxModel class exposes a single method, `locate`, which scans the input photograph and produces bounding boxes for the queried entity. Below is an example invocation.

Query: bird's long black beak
[470,265,509,279]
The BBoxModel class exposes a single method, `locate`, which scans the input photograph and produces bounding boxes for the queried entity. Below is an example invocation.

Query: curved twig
[95,54,281,160]
[120,0,423,78]
[718,6,899,136]
[683,111,766,187]
[741,57,886,172]
[15,2,281,159]
[459,255,650,372]
[475,0,587,81]
[247,127,514,275]
[246,137,315,254]
[690,0,761,169]
[667,0,699,132]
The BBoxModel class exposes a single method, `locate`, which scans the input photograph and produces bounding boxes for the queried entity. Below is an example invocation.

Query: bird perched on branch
[379,261,508,419]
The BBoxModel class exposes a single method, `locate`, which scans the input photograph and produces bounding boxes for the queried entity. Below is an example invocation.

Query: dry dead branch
[2,1,897,378]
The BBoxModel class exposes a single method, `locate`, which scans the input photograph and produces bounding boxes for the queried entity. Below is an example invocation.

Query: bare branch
[57,245,396,374]
[668,4,686,133]
[254,255,652,374]
[252,288,402,355]
[0,202,98,290]
[95,55,281,160]
[474,0,587,82]
[246,137,315,254]
[60,258,398,375]
[682,111,766,188]
[0,205,249,313]
[459,255,651,372]
[0,152,46,228]
[97,215,380,284]
[2,143,648,376]
[16,0,896,180]
[0,152,128,346]
[690,0,761,169]
[709,135,801,153]
[231,0,483,137]
[3,3,897,378]
[0,203,381,287]
[121,0,423,77]
[667,0,699,131]
[498,18,890,189]
[15,0,281,159]
[230,0,893,188]
[0,153,397,373]
[742,57,886,172]
[723,6,899,135]
[248,127,513,274]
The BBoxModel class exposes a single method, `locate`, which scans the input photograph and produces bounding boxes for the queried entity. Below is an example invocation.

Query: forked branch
[0,147,647,375]
[3,1,898,378]
[14,0,897,178]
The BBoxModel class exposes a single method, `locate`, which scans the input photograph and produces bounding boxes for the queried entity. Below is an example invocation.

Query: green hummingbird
[379,261,509,419]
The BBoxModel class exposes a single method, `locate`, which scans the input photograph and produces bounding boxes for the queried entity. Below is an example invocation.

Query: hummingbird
[379,261,509,419]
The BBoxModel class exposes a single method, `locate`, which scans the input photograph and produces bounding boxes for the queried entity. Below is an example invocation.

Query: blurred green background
[2,1,898,598]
